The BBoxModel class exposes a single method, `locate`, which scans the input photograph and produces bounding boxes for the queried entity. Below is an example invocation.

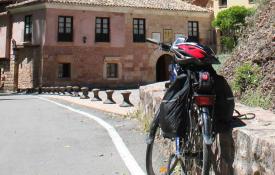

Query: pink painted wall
[0,15,8,58]
[45,9,125,47]
[11,10,45,46]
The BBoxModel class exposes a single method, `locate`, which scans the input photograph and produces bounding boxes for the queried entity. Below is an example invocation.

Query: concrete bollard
[35,87,40,94]
[91,88,102,101]
[59,87,66,95]
[41,87,45,94]
[46,87,50,94]
[54,86,59,95]
[72,86,80,97]
[120,91,133,107]
[80,87,89,99]
[66,86,73,96]
[103,90,116,104]
[38,87,42,94]
[50,87,54,94]
[43,87,47,94]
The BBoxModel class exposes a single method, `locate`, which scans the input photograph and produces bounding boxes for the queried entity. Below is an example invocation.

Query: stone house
[0,0,213,91]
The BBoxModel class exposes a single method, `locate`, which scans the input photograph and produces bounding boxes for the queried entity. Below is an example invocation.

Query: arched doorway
[156,54,173,82]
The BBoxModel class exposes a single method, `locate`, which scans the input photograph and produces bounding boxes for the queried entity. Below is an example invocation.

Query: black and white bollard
[80,87,89,99]
[91,88,102,101]
[55,87,60,95]
[66,86,73,96]
[72,86,80,97]
[103,90,116,104]
[120,91,133,107]
[59,87,66,95]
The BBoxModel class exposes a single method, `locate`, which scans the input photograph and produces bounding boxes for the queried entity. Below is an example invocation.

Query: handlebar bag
[158,74,190,138]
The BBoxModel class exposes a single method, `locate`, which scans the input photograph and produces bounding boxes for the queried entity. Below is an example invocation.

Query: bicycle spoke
[167,156,179,174]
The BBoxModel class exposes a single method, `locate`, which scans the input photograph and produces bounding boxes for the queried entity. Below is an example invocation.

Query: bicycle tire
[183,105,213,175]
[202,140,211,175]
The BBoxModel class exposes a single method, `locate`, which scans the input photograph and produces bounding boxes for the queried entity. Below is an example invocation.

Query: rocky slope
[220,0,274,96]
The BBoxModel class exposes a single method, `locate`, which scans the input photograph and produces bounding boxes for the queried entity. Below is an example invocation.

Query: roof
[7,0,209,12]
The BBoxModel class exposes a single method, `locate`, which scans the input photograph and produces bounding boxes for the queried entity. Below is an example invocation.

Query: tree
[212,6,254,51]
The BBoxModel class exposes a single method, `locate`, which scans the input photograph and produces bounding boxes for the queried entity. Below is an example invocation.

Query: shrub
[212,6,254,32]
[212,6,254,51]
[233,63,261,95]
[221,36,236,52]
[241,89,272,109]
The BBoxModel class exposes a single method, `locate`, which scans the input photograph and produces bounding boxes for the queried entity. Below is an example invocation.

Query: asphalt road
[0,94,147,175]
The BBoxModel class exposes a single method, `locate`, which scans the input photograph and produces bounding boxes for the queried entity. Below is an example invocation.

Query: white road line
[37,96,146,175]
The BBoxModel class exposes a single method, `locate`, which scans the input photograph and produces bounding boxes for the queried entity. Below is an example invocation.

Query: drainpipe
[6,11,12,60]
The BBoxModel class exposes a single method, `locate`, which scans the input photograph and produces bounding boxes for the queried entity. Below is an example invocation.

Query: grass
[130,107,152,132]
[240,89,272,109]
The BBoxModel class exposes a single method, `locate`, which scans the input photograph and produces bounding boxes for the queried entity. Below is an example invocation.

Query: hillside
[220,0,274,110]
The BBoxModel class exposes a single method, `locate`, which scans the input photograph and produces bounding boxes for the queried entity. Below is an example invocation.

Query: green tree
[212,6,254,51]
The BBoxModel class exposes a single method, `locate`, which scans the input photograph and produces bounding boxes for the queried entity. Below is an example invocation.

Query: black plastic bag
[158,74,190,138]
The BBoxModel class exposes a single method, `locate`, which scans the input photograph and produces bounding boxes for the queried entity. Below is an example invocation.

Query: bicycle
[145,37,218,175]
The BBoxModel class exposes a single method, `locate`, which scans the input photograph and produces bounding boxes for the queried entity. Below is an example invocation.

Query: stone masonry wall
[139,82,275,175]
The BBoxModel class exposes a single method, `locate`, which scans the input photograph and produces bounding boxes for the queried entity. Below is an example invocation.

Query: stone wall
[139,82,275,175]
[17,46,41,89]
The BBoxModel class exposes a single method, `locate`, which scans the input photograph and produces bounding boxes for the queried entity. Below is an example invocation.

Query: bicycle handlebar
[146,38,201,65]
[146,38,160,45]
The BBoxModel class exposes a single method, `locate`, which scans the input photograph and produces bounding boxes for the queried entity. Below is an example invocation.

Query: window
[249,0,255,3]
[106,63,118,78]
[58,16,73,42]
[95,17,110,42]
[24,15,32,42]
[133,18,146,42]
[58,63,71,78]
[175,33,184,40]
[188,21,199,42]
[219,0,227,6]
[163,29,173,43]
[152,32,161,42]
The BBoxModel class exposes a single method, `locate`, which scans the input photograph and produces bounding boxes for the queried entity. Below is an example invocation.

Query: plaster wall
[213,0,256,16]
[0,15,8,58]
[42,8,213,87]
[11,9,45,45]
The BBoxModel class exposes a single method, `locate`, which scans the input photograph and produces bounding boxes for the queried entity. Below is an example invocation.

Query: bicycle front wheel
[146,126,184,175]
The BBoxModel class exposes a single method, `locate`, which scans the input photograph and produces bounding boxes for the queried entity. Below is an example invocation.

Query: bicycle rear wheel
[146,126,184,175]
[182,106,214,175]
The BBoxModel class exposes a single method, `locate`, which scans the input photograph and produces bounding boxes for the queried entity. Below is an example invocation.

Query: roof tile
[8,0,209,12]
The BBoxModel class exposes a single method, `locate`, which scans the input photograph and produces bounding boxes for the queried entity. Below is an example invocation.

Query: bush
[212,6,254,51]
[221,36,236,52]
[212,6,254,31]
[233,63,261,95]
[241,89,272,109]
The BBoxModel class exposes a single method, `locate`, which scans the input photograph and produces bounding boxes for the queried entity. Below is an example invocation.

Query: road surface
[0,94,147,175]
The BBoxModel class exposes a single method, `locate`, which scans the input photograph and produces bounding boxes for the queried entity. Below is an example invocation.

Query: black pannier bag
[213,74,235,132]
[158,74,190,138]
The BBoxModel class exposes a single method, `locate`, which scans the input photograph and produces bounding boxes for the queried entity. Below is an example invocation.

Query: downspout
[6,11,12,60]
[40,8,47,87]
